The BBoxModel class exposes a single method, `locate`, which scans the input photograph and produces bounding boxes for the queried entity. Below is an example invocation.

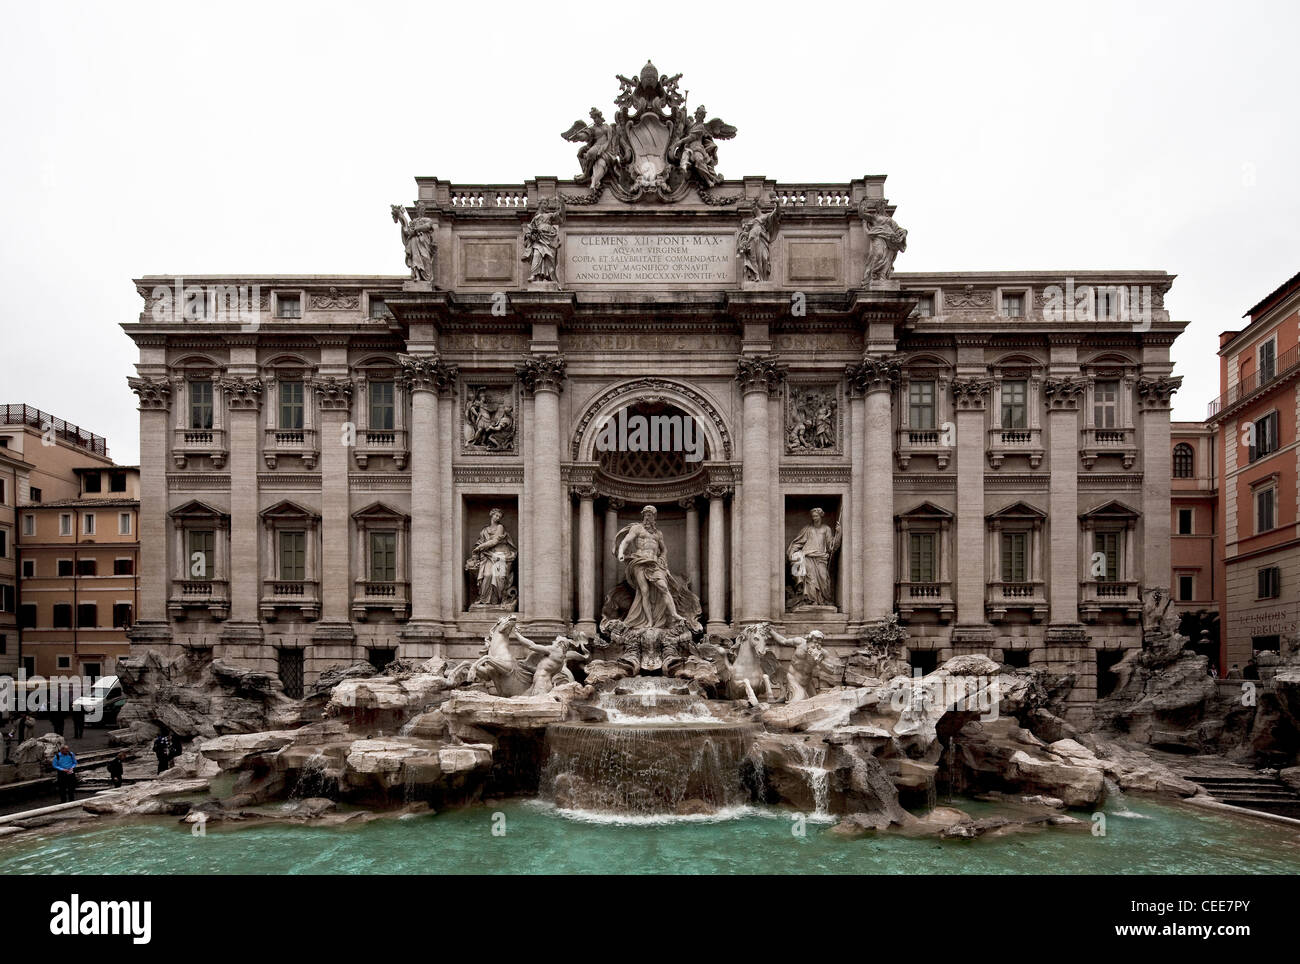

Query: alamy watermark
[0,673,108,722]
[1041,279,1155,331]
[149,277,262,331]
[591,408,706,463]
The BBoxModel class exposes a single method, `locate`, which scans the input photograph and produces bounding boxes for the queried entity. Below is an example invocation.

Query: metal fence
[0,404,109,456]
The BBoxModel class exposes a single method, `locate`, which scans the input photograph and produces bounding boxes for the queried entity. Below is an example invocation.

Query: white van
[71,676,127,725]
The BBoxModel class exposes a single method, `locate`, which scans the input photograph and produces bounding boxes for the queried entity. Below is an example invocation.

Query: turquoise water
[2,798,1298,874]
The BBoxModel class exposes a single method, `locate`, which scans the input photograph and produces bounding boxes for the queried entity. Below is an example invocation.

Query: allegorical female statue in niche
[466,508,517,610]
[787,507,842,609]
[521,198,564,283]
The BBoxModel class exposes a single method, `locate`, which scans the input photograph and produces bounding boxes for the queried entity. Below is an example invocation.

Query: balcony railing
[896,580,954,620]
[0,404,109,456]
[172,426,227,469]
[354,428,408,470]
[986,426,1044,468]
[263,427,318,469]
[1208,343,1300,419]
[260,579,321,621]
[1079,426,1136,469]
[986,580,1048,621]
[168,578,229,621]
[1079,579,1142,622]
[895,427,951,470]
[352,580,410,621]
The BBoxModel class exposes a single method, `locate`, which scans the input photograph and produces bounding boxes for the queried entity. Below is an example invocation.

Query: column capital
[677,496,698,510]
[704,483,732,500]
[735,354,786,395]
[844,353,903,397]
[398,352,457,394]
[1137,374,1182,410]
[1043,376,1087,410]
[606,497,625,510]
[218,375,263,411]
[309,375,354,411]
[571,483,598,500]
[128,375,172,411]
[951,376,994,411]
[516,354,567,395]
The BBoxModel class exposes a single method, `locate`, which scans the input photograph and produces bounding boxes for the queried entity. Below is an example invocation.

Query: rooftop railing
[0,404,108,456]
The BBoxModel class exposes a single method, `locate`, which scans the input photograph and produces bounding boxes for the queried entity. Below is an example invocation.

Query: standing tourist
[52,743,77,803]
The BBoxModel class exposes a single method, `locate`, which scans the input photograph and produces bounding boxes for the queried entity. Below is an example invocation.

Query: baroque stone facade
[123,63,1186,715]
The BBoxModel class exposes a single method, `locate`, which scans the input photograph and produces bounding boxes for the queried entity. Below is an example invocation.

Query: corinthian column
[574,484,597,635]
[127,376,174,644]
[951,375,994,647]
[1138,375,1181,600]
[846,355,901,623]
[705,483,730,634]
[603,497,623,601]
[736,355,785,624]
[680,496,700,591]
[518,354,567,634]
[312,375,355,626]
[1043,376,1086,629]
[399,353,455,632]
[219,375,263,626]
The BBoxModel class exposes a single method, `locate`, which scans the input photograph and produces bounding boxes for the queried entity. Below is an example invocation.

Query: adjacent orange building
[1170,421,1220,669]
[1208,270,1300,671]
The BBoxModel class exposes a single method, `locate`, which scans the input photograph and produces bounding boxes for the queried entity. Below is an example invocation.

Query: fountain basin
[542,721,758,816]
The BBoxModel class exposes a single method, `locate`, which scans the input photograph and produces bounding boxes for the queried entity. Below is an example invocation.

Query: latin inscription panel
[564,233,735,285]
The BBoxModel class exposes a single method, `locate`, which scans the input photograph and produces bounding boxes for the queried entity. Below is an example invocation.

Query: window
[1177,508,1194,535]
[1093,380,1119,428]
[0,584,13,612]
[279,648,305,699]
[914,293,934,318]
[1256,485,1276,533]
[1252,635,1281,654]
[1001,531,1028,582]
[109,472,127,493]
[1259,339,1276,383]
[22,514,34,536]
[369,297,392,320]
[0,529,6,557]
[1094,531,1120,582]
[0,634,5,655]
[1173,443,1194,478]
[1001,292,1024,317]
[1177,574,1195,601]
[369,381,396,431]
[119,512,132,535]
[59,513,72,536]
[0,478,5,503]
[57,559,73,577]
[113,558,134,576]
[30,486,41,502]
[21,559,34,578]
[1248,411,1279,462]
[76,603,97,628]
[1000,379,1027,429]
[369,531,397,581]
[908,380,936,430]
[53,603,72,629]
[909,532,935,583]
[1258,566,1281,599]
[367,647,396,671]
[112,603,133,628]
[82,662,101,681]
[76,558,96,576]
[279,380,305,430]
[1096,289,1119,320]
[188,530,215,579]
[279,530,306,581]
[82,513,95,535]
[57,656,71,670]
[276,294,302,319]
[83,472,101,493]
[189,379,214,430]
[18,604,36,629]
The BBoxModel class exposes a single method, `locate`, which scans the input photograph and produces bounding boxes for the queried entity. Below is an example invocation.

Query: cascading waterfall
[541,679,755,816]
[790,741,831,816]
[291,753,331,799]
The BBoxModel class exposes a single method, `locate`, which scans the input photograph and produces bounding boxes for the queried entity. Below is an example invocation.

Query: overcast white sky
[2,0,1296,466]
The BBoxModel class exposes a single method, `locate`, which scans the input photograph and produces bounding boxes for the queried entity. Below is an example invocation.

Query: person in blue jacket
[52,743,77,803]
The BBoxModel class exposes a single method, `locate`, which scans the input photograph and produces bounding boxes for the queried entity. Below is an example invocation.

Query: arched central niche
[571,377,731,464]
[596,400,708,482]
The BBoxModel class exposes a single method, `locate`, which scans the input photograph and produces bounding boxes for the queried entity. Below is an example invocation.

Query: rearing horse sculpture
[471,613,531,697]
[721,623,777,706]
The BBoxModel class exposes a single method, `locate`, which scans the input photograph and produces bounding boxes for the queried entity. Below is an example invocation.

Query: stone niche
[783,494,844,613]
[463,496,521,613]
